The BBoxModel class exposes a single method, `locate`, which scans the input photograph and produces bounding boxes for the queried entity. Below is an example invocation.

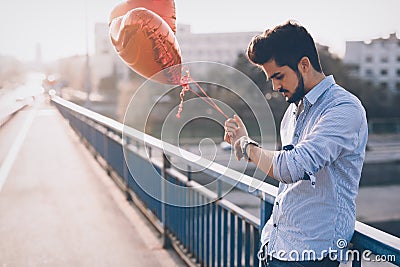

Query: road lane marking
[0,109,35,192]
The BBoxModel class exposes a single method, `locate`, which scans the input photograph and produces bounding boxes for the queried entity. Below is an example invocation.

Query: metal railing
[51,96,400,266]
[0,100,30,127]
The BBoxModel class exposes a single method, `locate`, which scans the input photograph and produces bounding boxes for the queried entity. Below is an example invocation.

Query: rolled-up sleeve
[274,148,310,183]
[273,101,364,184]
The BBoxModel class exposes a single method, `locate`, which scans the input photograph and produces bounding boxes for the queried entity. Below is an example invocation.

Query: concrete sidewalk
[0,98,184,266]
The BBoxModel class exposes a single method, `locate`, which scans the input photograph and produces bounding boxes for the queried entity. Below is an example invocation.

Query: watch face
[243,140,251,160]
[242,139,259,161]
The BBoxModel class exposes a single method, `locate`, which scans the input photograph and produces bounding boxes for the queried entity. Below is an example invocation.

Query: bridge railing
[0,99,31,127]
[52,96,399,267]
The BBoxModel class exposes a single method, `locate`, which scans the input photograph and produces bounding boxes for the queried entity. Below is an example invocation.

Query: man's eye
[276,75,284,80]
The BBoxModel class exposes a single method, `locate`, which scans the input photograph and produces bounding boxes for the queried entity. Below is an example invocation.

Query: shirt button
[273,223,277,227]
[275,202,279,206]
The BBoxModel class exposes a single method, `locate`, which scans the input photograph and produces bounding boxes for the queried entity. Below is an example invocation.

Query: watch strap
[242,138,260,161]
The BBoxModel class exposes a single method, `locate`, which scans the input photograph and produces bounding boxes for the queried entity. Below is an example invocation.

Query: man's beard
[287,71,305,104]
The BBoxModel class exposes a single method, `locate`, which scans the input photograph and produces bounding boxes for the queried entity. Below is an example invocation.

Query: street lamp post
[84,0,92,108]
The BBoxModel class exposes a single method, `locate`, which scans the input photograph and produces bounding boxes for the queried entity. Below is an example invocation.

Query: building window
[380,82,388,89]
[397,56,400,62]
[397,82,400,92]
[381,57,388,63]
[381,69,388,75]
[365,69,373,76]
[365,56,373,63]
[397,69,400,76]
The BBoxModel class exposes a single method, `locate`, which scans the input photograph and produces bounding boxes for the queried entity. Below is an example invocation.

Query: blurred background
[0,0,399,238]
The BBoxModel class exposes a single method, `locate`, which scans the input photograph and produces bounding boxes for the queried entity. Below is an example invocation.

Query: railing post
[217,179,222,199]
[187,165,192,181]
[123,137,132,201]
[260,195,273,236]
[162,153,171,249]
[147,146,152,159]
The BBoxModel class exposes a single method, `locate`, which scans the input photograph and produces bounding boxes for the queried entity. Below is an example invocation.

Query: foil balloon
[109,0,177,34]
[109,1,181,84]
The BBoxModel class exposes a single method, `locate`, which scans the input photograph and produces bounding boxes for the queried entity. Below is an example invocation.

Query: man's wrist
[242,137,260,161]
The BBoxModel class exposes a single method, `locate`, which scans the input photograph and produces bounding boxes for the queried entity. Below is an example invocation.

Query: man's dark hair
[247,21,323,73]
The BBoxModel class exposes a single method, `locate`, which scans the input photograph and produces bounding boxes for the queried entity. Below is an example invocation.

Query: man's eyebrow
[268,72,281,81]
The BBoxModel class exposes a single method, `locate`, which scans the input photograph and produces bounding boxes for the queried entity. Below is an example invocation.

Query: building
[57,55,86,90]
[0,56,24,89]
[90,23,260,81]
[176,24,259,66]
[343,33,400,92]
[55,23,132,94]
[93,23,130,82]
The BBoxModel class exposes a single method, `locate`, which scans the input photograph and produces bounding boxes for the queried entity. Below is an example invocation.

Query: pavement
[0,96,185,266]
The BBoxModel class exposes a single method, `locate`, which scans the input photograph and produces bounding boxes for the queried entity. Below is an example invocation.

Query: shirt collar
[304,75,335,106]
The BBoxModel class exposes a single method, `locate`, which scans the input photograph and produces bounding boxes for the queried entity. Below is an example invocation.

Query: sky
[0,0,399,62]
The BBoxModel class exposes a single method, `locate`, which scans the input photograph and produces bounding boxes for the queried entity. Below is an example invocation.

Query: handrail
[51,96,400,266]
[0,101,30,127]
[51,96,124,132]
[52,96,279,201]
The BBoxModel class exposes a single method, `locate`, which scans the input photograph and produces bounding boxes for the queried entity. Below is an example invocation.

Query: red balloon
[109,0,177,34]
[109,2,181,84]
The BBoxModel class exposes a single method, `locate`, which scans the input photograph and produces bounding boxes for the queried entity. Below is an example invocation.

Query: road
[0,72,45,126]
[0,97,185,266]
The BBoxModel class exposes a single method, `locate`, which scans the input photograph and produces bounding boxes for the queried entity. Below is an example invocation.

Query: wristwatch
[241,137,260,161]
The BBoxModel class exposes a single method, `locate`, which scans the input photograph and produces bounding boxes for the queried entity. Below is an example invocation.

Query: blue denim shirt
[261,75,368,261]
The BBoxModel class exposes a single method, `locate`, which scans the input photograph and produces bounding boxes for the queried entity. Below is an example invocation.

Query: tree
[233,53,288,134]
[233,45,400,124]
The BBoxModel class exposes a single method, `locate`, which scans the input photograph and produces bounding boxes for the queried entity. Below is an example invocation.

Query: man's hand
[233,136,248,161]
[225,115,275,177]
[224,115,248,145]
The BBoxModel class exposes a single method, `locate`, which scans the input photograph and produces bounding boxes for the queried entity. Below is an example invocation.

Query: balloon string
[191,79,228,119]
[177,81,218,118]
[176,69,229,119]
[188,86,225,115]
[176,82,190,119]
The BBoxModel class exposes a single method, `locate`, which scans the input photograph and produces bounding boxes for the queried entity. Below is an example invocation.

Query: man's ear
[298,56,311,74]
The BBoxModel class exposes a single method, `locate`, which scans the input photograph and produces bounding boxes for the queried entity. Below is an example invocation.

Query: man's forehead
[262,60,281,80]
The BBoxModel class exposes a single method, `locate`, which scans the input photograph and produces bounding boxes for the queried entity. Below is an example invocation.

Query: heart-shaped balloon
[109,0,177,34]
[109,8,181,84]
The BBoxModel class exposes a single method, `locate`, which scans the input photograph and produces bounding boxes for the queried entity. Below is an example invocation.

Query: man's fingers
[225,121,238,129]
[225,116,246,150]
[234,115,245,128]
[225,125,238,133]
[224,118,236,127]
[224,132,231,143]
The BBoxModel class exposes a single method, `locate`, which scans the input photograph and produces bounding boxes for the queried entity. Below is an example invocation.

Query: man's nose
[272,80,281,91]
